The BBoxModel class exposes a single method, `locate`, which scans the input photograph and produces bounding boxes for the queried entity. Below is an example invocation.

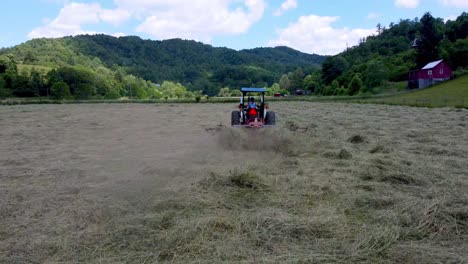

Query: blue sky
[1,0,466,55]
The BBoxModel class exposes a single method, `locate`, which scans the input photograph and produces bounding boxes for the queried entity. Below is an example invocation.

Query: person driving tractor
[247,97,258,117]
[248,97,257,109]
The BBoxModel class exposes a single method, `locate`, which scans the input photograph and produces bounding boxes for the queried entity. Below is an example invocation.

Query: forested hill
[313,12,468,96]
[1,35,324,93]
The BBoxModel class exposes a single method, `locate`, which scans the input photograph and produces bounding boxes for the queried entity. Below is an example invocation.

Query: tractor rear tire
[231,111,241,126]
[265,111,276,125]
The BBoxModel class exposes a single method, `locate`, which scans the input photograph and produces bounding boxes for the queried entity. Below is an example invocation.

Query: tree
[45,69,62,87]
[159,81,190,99]
[377,23,383,35]
[74,83,95,99]
[0,77,10,98]
[365,59,389,90]
[266,83,282,96]
[278,74,291,92]
[0,55,18,89]
[230,89,242,96]
[218,87,231,97]
[348,74,364,95]
[337,86,349,96]
[12,72,34,97]
[330,80,339,95]
[105,88,121,99]
[23,51,37,64]
[94,67,114,97]
[322,80,339,95]
[322,56,349,85]
[303,74,320,93]
[290,67,304,91]
[445,12,468,42]
[53,66,96,98]
[29,69,45,96]
[416,12,442,68]
[50,81,71,99]
[441,37,468,70]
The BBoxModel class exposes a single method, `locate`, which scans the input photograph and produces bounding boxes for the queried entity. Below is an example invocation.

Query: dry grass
[0,102,467,263]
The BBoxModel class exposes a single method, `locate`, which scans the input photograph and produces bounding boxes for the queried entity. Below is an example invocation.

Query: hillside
[369,75,468,108]
[304,12,468,97]
[0,35,325,94]
[396,75,468,100]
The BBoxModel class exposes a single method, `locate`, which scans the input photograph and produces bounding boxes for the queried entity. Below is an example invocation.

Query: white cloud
[112,32,126,37]
[273,0,298,16]
[30,0,265,42]
[133,0,265,42]
[28,2,101,38]
[444,15,459,22]
[99,8,131,26]
[268,15,374,55]
[28,2,130,39]
[440,0,468,8]
[395,0,420,8]
[367,12,382,20]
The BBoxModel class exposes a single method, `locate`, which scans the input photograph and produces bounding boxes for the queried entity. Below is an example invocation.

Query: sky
[1,0,467,55]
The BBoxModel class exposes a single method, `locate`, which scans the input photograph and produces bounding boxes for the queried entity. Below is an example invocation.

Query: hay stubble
[0,102,467,263]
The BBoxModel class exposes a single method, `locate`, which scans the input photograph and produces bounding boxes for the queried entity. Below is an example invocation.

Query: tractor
[231,87,276,128]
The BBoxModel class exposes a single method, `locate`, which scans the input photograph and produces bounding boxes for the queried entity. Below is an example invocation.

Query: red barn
[408,60,452,89]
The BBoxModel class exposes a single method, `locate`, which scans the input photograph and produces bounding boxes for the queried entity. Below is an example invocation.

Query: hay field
[0,102,467,263]
[363,75,468,108]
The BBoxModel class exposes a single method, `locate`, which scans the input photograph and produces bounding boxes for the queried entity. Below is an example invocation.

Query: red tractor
[231,87,276,128]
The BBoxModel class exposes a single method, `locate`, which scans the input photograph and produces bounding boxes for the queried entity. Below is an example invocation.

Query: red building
[408,60,452,89]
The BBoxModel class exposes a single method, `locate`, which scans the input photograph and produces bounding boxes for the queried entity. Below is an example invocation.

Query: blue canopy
[240,87,267,93]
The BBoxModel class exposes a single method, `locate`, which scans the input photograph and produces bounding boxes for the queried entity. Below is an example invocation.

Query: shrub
[105,89,121,99]
[74,83,94,100]
[50,81,71,99]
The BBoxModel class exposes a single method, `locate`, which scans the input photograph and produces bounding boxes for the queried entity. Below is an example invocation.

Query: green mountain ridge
[0,35,325,94]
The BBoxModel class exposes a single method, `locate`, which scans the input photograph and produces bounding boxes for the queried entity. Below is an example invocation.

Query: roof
[422,59,443,70]
[240,87,267,93]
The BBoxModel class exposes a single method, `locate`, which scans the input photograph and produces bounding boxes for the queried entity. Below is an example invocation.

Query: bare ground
[0,102,467,263]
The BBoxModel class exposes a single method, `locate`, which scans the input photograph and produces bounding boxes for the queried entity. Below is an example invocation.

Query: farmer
[248,97,257,109]
[247,97,258,117]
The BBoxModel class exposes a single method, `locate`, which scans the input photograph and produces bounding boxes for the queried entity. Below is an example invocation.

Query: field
[362,75,468,108]
[1,102,467,263]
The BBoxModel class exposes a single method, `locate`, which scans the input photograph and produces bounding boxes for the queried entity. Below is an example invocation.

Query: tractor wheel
[265,111,276,125]
[231,111,241,126]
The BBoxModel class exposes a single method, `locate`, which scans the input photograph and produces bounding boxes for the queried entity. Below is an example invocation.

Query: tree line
[0,55,198,100]
[0,36,324,97]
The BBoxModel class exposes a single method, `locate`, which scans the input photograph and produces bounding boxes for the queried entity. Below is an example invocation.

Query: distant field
[1,102,467,263]
[362,75,468,108]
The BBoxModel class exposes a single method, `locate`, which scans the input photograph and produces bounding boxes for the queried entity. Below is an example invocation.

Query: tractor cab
[231,87,276,128]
